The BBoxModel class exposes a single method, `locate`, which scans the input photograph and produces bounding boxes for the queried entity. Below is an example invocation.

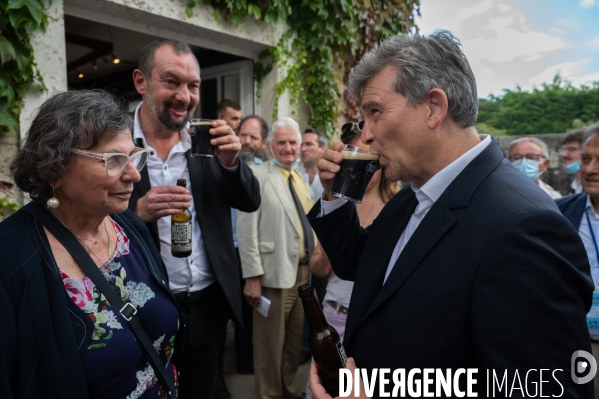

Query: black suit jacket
[309,140,594,397]
[129,151,260,323]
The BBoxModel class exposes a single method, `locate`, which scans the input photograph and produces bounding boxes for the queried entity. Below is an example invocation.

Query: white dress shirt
[133,104,214,294]
[320,135,492,284]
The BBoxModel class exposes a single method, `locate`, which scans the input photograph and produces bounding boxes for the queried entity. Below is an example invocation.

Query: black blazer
[129,151,260,323]
[556,192,587,230]
[309,140,594,397]
[0,206,181,399]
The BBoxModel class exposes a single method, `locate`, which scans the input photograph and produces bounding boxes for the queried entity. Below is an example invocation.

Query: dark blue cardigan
[0,205,182,399]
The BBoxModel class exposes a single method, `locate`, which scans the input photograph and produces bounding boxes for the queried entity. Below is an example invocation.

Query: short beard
[147,90,193,132]
[239,149,256,164]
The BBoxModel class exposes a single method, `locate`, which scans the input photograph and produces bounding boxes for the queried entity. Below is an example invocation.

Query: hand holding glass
[330,145,379,203]
[190,119,215,157]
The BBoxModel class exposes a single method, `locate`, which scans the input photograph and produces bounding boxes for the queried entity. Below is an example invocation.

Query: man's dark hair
[239,115,268,140]
[562,129,584,146]
[303,128,328,148]
[138,39,196,77]
[217,99,242,114]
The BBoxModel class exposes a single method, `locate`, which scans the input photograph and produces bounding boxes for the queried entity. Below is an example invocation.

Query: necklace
[49,209,111,266]
[50,211,106,245]
[78,224,111,266]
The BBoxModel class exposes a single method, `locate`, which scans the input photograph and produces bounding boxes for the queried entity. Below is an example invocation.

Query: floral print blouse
[60,219,179,399]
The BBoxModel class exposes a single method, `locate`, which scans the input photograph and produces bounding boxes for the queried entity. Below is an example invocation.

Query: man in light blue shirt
[557,124,599,397]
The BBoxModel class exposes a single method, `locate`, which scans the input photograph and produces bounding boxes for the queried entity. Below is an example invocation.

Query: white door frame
[200,60,254,116]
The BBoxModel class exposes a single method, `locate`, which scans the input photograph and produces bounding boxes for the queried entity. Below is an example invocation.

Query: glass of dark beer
[330,144,379,203]
[190,119,214,157]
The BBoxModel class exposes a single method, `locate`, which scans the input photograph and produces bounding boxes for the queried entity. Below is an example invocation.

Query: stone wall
[494,133,573,196]
[0,133,22,221]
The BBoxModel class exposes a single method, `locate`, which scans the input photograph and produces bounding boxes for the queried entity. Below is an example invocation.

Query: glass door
[197,60,254,119]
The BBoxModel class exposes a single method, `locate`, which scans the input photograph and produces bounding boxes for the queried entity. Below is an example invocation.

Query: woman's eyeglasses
[70,148,151,177]
[341,121,364,141]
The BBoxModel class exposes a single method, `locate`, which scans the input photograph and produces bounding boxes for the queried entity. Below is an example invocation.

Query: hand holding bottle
[310,358,370,399]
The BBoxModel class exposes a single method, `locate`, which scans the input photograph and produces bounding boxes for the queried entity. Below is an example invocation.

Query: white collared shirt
[133,104,214,294]
[320,135,492,284]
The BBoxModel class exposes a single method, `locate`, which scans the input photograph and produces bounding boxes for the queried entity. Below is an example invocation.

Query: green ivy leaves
[187,0,419,138]
[0,0,50,136]
[0,198,19,215]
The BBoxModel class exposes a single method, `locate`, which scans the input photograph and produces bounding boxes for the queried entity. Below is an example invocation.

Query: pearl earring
[46,187,60,209]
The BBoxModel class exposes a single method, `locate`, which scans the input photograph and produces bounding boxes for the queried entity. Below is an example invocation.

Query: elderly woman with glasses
[0,90,182,399]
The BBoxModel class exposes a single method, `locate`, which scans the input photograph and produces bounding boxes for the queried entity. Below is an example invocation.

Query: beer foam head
[341,151,379,161]
[191,121,212,126]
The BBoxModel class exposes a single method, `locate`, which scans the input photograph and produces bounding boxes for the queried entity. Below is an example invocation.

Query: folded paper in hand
[256,296,271,318]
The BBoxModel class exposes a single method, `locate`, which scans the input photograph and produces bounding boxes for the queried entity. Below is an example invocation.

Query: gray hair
[582,123,599,150]
[348,30,478,128]
[508,137,549,158]
[10,90,133,204]
[269,117,302,144]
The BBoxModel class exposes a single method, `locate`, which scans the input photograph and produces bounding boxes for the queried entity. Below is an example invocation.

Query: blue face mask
[512,158,540,180]
[273,157,300,169]
[564,160,580,174]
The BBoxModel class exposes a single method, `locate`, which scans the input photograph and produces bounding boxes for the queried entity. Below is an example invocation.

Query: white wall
[19,0,68,141]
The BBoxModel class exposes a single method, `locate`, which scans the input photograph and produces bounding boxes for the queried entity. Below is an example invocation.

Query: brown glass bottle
[298,283,347,397]
[171,179,192,257]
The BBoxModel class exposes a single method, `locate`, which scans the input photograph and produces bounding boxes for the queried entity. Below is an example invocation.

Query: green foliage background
[477,75,599,136]
[0,0,50,136]
[187,0,420,138]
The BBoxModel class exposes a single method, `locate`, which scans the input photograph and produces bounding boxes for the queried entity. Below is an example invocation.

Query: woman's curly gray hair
[10,89,133,204]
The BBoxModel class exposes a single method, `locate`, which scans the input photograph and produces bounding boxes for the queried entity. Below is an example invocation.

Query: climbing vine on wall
[0,0,49,213]
[0,0,51,137]
[186,0,419,138]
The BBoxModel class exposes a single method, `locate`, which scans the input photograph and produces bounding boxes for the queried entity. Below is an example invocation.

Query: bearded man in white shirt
[128,38,260,399]
[309,30,593,399]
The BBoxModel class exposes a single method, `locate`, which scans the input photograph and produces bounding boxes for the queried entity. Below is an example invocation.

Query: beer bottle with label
[171,179,192,257]
[298,283,347,397]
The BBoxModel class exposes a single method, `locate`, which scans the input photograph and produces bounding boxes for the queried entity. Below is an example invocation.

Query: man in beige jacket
[237,117,317,399]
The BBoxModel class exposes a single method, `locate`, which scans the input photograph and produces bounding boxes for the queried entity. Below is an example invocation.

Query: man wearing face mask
[560,130,584,194]
[508,137,562,199]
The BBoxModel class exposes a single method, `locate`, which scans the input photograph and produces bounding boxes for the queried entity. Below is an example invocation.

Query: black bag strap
[24,203,178,399]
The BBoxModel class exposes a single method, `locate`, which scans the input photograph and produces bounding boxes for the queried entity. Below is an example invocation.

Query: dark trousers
[175,282,227,399]
[216,249,254,375]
